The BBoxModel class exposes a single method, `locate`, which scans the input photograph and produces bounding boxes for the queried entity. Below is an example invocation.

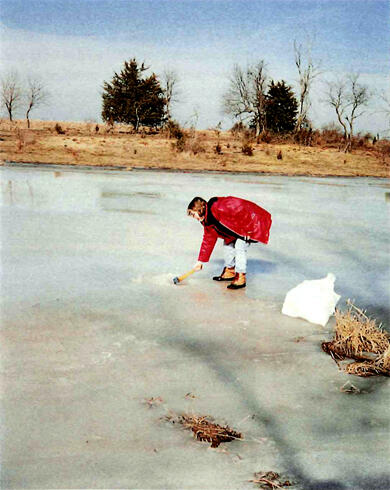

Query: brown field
[1,119,389,177]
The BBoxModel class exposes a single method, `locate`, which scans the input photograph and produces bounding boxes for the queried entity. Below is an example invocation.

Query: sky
[1,0,389,133]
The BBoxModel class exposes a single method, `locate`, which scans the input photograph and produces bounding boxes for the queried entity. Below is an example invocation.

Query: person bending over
[187,196,272,290]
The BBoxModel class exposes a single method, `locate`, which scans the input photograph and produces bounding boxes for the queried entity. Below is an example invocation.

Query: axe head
[173,276,180,285]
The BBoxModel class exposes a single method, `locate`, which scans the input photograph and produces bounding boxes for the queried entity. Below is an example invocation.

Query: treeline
[98,55,377,152]
[101,59,302,131]
[2,40,388,154]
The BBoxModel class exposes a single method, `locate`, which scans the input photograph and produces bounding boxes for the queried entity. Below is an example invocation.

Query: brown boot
[227,273,246,289]
[213,266,235,281]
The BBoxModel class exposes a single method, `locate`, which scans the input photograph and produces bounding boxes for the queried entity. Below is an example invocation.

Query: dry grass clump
[322,301,390,377]
[334,303,389,356]
[171,126,206,155]
[54,123,65,134]
[230,121,247,138]
[343,346,390,377]
[164,412,242,448]
[161,119,183,139]
[249,470,293,488]
[344,360,387,377]
[242,139,254,156]
[375,346,390,371]
[180,414,242,447]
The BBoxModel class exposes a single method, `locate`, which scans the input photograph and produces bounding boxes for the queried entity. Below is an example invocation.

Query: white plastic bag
[282,273,341,326]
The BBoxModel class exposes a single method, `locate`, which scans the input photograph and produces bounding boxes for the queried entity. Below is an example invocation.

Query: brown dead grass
[344,359,390,377]
[375,346,390,371]
[179,414,242,448]
[1,119,389,177]
[249,471,293,488]
[334,302,389,356]
[163,411,242,448]
[322,301,390,377]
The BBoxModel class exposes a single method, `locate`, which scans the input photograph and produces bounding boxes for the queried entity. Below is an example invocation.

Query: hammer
[173,268,197,285]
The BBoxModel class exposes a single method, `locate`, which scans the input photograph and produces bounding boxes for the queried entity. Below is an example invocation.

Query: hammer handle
[177,268,197,282]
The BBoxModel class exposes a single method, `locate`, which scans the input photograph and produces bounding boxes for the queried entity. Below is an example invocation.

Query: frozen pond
[1,164,389,489]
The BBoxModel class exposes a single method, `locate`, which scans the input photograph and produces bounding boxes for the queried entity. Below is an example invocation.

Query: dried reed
[322,301,390,378]
[374,346,390,372]
[163,412,242,448]
[249,470,293,488]
[343,361,387,377]
[334,301,389,356]
[179,414,242,448]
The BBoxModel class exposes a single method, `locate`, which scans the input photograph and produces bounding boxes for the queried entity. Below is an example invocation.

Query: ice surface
[1,165,389,489]
[133,272,177,286]
[282,273,341,326]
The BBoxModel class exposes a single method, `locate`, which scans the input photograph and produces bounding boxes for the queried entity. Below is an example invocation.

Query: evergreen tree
[102,59,166,130]
[266,80,298,132]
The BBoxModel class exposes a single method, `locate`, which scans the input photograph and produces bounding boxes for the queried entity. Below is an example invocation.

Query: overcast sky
[1,0,389,133]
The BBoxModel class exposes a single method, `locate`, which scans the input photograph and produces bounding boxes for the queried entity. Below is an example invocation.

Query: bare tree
[223,61,268,137]
[186,106,199,130]
[326,74,370,152]
[378,90,390,135]
[25,77,49,128]
[380,91,390,114]
[161,69,179,122]
[1,70,23,121]
[294,38,321,131]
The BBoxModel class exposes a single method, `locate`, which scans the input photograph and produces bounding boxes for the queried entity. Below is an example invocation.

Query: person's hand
[193,261,204,271]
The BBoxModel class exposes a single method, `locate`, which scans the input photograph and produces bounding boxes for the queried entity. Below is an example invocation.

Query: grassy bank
[1,119,389,177]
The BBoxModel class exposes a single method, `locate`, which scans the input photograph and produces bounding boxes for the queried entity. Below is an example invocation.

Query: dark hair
[187,197,207,217]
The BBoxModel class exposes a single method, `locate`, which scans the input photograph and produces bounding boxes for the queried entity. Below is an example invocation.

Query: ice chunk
[282,273,341,326]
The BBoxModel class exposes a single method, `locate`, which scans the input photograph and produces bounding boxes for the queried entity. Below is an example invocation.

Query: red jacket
[198,196,272,263]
